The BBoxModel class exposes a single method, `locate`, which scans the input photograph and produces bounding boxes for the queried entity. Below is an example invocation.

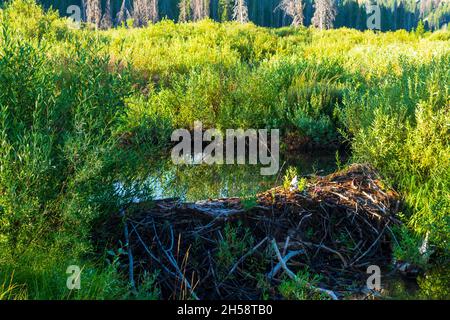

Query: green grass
[278,269,329,300]
[0,0,449,299]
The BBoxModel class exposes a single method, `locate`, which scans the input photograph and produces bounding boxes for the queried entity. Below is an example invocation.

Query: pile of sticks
[99,164,401,300]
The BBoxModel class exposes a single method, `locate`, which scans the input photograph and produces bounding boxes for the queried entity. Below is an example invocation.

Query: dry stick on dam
[97,164,401,299]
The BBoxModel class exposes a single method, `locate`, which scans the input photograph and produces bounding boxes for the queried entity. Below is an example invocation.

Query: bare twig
[351,225,388,266]
[228,237,269,276]
[271,239,338,300]
[312,243,348,268]
[151,220,200,300]
[267,249,305,279]
[120,208,136,293]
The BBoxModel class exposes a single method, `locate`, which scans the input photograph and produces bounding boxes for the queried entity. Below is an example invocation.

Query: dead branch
[120,208,136,293]
[271,239,338,300]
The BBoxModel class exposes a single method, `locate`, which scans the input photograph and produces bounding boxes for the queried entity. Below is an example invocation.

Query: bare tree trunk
[86,0,102,28]
[133,0,159,26]
[311,0,336,30]
[116,0,132,27]
[100,0,113,29]
[277,0,304,26]
[150,0,159,23]
[232,0,249,23]
[179,0,191,22]
[133,0,145,26]
[191,0,209,21]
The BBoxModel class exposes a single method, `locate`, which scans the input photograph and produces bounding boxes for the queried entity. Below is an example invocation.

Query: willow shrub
[0,10,160,300]
[346,55,450,254]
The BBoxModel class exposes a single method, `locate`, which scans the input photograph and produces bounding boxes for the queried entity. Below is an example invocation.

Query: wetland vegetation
[0,0,448,300]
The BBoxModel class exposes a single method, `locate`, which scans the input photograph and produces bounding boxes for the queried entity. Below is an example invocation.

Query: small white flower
[289,176,298,192]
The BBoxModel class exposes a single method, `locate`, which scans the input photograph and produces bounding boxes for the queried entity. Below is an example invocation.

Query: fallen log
[97,164,401,300]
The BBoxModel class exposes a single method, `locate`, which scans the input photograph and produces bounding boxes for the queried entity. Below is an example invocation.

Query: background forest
[21,0,450,31]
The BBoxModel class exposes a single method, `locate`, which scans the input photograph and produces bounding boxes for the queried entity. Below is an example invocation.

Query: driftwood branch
[267,249,305,279]
[271,239,339,300]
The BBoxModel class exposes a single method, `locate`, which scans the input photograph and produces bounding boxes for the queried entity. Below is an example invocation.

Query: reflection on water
[147,151,339,202]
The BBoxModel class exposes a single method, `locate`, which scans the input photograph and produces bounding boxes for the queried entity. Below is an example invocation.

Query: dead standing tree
[116,0,133,27]
[277,0,304,27]
[133,0,159,27]
[150,0,159,23]
[178,0,191,22]
[191,0,210,21]
[311,0,337,30]
[232,0,249,23]
[100,0,113,29]
[85,0,102,28]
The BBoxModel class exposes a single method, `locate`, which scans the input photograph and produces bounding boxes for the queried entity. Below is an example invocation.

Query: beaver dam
[96,164,402,300]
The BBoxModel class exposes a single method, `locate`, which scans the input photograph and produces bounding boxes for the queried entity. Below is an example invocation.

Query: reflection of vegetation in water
[162,164,276,201]
[148,152,338,202]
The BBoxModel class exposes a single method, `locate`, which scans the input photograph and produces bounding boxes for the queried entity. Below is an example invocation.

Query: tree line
[27,0,450,30]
